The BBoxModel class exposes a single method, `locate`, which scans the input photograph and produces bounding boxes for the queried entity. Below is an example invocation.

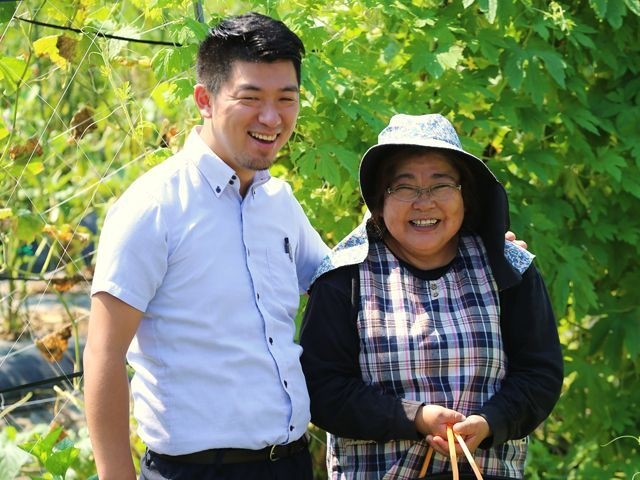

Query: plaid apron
[327,234,527,479]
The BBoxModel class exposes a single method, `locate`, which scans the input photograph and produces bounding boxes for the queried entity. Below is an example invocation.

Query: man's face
[200,60,300,182]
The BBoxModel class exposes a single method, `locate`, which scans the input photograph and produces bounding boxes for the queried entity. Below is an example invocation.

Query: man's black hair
[196,12,305,94]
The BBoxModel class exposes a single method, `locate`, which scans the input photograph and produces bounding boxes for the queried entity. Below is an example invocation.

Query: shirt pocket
[266,240,300,317]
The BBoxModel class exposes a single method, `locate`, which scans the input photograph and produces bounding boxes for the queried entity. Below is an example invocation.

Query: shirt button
[256,293,260,300]
[289,426,294,431]
[283,380,288,388]
[269,337,273,345]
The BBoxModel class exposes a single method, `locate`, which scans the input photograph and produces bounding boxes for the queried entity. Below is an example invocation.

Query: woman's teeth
[411,219,438,226]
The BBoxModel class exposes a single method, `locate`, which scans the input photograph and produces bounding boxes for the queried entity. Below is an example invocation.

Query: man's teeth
[251,132,277,142]
[412,219,438,226]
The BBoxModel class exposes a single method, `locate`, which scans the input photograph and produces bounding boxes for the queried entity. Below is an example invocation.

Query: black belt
[149,435,309,465]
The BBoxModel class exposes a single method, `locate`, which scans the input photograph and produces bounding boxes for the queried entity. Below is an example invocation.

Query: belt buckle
[269,444,281,462]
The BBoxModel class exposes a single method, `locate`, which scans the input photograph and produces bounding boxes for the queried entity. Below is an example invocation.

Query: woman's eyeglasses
[386,183,461,202]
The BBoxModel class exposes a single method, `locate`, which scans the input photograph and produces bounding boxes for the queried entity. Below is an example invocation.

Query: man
[83,12,328,480]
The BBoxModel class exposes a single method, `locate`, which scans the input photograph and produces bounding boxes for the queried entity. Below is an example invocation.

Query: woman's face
[381,151,464,270]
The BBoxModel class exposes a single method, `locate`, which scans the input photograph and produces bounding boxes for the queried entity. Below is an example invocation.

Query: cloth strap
[418,427,483,479]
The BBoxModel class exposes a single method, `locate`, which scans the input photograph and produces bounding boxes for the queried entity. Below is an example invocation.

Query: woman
[300,114,563,479]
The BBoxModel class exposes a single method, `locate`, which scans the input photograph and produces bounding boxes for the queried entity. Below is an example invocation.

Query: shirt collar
[184,126,272,197]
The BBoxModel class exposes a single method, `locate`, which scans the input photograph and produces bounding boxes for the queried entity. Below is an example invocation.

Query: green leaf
[571,107,601,134]
[603,322,626,371]
[410,50,444,79]
[0,1,17,25]
[477,0,498,23]
[0,427,32,480]
[571,29,596,49]
[105,26,141,58]
[522,58,546,106]
[144,148,173,168]
[621,172,640,199]
[152,45,198,80]
[297,149,317,180]
[180,16,212,42]
[592,149,626,182]
[0,56,29,94]
[624,0,640,16]
[536,50,566,87]
[436,45,465,70]
[531,19,549,41]
[476,30,503,64]
[621,310,640,360]
[41,0,76,23]
[45,441,79,476]
[503,49,525,90]
[15,210,42,243]
[588,316,613,357]
[332,144,359,180]
[24,161,45,176]
[315,144,344,186]
[590,0,608,19]
[148,0,184,8]
[550,244,599,315]
[605,0,625,29]
[520,150,560,183]
[18,427,81,476]
[20,428,62,461]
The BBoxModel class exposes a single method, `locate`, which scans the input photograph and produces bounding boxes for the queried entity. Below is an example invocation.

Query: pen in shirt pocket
[284,237,294,262]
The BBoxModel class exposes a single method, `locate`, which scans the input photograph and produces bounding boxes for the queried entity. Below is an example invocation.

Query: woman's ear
[366,214,386,239]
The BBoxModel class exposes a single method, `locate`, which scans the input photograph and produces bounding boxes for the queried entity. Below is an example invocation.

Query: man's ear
[194,84,213,118]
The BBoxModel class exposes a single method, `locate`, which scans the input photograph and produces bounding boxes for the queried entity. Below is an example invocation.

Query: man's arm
[84,292,143,480]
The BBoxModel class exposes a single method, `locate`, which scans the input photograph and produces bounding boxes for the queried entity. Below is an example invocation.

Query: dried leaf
[69,106,97,141]
[35,324,72,362]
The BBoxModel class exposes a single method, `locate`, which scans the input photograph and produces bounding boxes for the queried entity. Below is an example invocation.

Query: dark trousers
[140,448,314,480]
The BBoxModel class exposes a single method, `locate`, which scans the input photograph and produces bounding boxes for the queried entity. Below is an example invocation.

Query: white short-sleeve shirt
[91,127,329,454]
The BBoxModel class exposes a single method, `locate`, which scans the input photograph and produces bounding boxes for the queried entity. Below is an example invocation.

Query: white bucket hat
[359,113,499,212]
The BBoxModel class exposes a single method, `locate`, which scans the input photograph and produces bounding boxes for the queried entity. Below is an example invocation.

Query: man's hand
[506,230,527,250]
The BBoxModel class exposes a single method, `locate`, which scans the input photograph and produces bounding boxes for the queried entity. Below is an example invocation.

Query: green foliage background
[1,0,639,478]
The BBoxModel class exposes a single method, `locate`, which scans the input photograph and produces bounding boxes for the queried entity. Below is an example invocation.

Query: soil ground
[0,281,89,435]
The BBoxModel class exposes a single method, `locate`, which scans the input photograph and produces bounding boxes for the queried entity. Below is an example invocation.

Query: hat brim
[359,142,499,213]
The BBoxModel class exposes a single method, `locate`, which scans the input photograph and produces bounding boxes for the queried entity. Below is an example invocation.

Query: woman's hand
[451,414,491,453]
[417,408,491,458]
[415,405,465,457]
